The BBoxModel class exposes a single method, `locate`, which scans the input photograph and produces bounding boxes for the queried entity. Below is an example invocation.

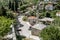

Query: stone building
[45,2,53,11]
[44,0,58,2]
[28,16,37,26]
[37,1,44,12]
[56,12,60,16]
[31,23,46,36]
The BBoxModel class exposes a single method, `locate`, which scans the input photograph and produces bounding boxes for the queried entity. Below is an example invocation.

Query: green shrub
[0,6,7,16]
[39,13,44,19]
[30,11,36,16]
[6,11,13,18]
[0,9,2,16]
[0,16,14,36]
[16,35,25,40]
[22,16,28,21]
[6,10,18,19]
[40,26,60,40]
[55,4,60,10]
[50,10,60,18]
[0,7,16,19]
[20,4,29,10]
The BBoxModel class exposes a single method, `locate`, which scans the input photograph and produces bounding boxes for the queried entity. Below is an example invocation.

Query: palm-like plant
[0,16,13,36]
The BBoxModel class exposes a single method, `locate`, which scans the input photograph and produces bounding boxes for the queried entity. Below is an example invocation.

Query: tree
[11,0,18,11]
[11,2,14,11]
[45,12,51,18]
[40,26,60,40]
[8,0,18,11]
[15,1,18,11]
[1,6,6,16]
[9,1,11,9]
[55,4,60,10]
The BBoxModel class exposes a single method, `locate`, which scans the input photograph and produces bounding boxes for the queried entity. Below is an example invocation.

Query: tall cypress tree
[8,0,18,11]
[12,0,18,11]
[11,2,14,11]
[9,1,11,9]
[15,1,18,11]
